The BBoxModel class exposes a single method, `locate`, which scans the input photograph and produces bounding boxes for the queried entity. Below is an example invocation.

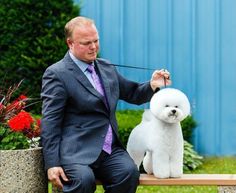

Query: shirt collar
[69,51,94,73]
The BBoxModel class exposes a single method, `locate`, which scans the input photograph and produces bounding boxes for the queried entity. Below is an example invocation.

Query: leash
[109,63,168,88]
[111,64,156,71]
[163,69,167,88]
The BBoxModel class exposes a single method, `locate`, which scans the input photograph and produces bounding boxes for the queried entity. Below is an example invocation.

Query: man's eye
[79,40,99,46]
[82,42,91,45]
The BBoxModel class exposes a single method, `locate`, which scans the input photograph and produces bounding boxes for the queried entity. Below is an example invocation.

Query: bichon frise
[127,88,190,178]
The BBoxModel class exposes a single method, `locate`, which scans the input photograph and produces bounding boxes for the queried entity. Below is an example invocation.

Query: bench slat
[52,174,236,193]
[139,174,236,186]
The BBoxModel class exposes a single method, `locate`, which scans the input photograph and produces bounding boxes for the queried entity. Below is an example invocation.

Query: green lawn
[95,156,236,193]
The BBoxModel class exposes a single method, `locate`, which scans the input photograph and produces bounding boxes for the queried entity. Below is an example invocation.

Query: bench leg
[218,186,236,193]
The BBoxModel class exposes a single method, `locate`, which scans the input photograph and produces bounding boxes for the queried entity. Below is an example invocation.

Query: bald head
[65,16,96,40]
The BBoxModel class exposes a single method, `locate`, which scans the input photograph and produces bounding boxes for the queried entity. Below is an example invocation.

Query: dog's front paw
[170,163,183,178]
[153,172,170,179]
[170,170,183,178]
[170,173,182,178]
[153,168,170,179]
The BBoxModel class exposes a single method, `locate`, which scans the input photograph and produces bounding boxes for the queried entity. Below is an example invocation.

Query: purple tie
[87,65,113,154]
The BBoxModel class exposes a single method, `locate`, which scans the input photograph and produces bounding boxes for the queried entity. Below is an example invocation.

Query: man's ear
[66,38,73,49]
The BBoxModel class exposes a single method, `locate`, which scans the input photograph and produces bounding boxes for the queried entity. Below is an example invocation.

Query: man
[41,16,171,193]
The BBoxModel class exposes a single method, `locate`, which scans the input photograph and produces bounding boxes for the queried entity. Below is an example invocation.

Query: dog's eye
[175,106,178,108]
[165,105,169,107]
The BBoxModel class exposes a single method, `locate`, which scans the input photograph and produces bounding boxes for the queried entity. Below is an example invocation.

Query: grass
[95,156,236,193]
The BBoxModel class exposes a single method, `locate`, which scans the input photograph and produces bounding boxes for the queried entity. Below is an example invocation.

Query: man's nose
[90,42,96,49]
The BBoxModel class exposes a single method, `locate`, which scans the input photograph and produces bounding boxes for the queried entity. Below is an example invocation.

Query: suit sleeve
[40,68,68,170]
[117,71,155,105]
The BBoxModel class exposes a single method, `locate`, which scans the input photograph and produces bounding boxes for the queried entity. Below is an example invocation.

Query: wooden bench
[50,174,236,193]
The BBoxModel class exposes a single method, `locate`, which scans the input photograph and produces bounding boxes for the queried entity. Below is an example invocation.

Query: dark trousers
[62,146,140,193]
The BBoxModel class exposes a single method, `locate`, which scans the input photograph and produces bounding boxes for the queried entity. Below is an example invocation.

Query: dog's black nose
[172,109,176,114]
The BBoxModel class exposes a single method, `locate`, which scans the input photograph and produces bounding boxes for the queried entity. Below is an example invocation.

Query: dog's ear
[185,98,191,116]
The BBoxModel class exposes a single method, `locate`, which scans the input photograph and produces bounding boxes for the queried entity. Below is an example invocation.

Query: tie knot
[87,65,95,74]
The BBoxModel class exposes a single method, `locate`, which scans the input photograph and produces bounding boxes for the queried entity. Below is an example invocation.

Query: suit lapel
[65,53,108,106]
[95,60,112,110]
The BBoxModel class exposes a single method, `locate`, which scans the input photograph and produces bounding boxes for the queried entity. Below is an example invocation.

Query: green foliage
[190,156,236,174]
[183,141,203,171]
[0,0,80,113]
[116,110,143,148]
[116,110,203,171]
[181,115,197,142]
[0,125,29,150]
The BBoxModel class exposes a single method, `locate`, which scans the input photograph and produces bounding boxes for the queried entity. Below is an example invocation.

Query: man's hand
[48,167,69,190]
[150,69,171,91]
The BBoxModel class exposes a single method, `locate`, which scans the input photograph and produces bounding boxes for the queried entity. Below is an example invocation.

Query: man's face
[67,24,99,63]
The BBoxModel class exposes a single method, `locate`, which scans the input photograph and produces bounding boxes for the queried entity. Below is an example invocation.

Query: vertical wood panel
[214,0,222,155]
[193,0,220,155]
[220,0,236,155]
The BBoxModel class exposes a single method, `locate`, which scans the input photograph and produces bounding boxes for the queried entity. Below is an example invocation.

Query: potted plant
[0,81,47,193]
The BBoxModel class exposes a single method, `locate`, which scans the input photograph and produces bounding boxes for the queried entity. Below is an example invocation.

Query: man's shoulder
[96,58,110,64]
[46,53,70,72]
[96,58,116,71]
[45,60,65,74]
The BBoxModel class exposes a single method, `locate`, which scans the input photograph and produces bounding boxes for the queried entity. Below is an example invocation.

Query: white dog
[127,88,190,178]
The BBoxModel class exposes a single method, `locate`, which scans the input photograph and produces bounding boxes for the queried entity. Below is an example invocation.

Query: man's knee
[127,162,140,181]
[63,164,96,193]
[79,169,96,188]
[119,160,140,184]
[106,162,139,193]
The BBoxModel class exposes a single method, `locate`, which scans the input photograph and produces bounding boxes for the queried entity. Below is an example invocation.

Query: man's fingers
[165,78,172,85]
[59,169,69,182]
[54,178,64,190]
[152,70,170,80]
[48,167,68,190]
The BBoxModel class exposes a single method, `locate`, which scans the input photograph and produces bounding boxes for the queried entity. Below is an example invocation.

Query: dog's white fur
[127,88,190,178]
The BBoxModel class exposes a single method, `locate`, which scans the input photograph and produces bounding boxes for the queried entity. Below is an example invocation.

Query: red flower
[8,111,34,132]
[24,118,41,138]
[0,103,4,111]
[17,95,28,101]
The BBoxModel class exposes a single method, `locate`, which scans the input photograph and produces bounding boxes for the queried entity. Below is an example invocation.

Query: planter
[0,147,47,193]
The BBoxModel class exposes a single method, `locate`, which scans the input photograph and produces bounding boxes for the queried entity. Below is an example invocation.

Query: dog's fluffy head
[150,88,190,123]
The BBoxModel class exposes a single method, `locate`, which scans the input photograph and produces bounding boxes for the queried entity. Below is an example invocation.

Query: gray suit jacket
[41,52,154,170]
